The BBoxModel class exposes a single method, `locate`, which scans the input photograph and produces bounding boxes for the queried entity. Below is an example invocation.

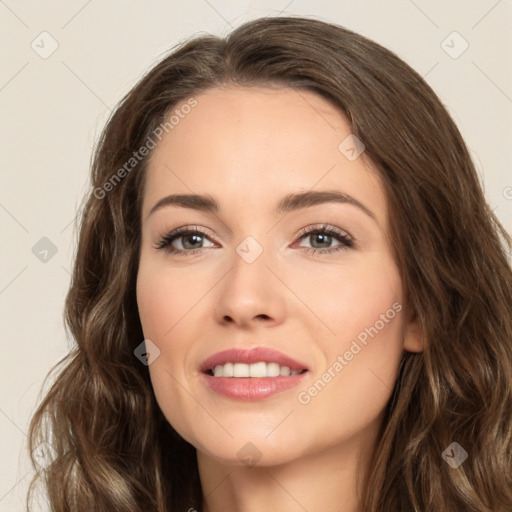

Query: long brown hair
[27,15,512,511]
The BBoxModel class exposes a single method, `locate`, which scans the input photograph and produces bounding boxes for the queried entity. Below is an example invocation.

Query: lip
[199,347,309,374]
[199,347,309,401]
[200,372,308,400]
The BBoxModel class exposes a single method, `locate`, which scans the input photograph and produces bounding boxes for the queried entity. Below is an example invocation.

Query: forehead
[142,86,387,228]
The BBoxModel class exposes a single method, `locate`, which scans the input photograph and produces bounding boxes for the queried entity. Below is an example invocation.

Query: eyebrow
[146,190,376,222]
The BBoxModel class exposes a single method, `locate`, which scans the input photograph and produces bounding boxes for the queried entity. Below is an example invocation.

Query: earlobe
[403,335,423,353]
[403,312,424,353]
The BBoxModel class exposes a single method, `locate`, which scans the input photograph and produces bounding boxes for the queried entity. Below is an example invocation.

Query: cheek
[300,251,402,339]
[339,260,404,380]
[136,256,204,339]
[136,262,200,373]
[136,263,197,439]
[136,270,169,340]
[294,317,404,451]
[296,256,404,428]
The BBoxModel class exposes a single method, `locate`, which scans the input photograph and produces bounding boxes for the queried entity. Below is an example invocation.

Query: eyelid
[154,223,355,255]
[153,225,219,251]
[294,224,353,243]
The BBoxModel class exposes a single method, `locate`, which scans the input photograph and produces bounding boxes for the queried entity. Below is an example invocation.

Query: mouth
[199,347,309,400]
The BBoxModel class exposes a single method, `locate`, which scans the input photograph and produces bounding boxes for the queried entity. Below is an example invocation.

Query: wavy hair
[27,15,512,511]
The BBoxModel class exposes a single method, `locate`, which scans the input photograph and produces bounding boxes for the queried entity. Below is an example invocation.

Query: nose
[214,242,287,329]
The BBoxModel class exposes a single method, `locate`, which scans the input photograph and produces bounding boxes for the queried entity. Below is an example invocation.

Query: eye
[154,226,215,256]
[154,224,354,256]
[294,224,354,255]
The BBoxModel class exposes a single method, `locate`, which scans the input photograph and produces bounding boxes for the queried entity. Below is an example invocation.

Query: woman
[27,15,512,511]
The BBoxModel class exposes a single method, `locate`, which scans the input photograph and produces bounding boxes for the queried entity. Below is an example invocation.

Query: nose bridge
[235,234,266,266]
[228,232,272,293]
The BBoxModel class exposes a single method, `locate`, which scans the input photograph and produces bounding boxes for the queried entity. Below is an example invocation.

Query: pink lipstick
[199,347,309,400]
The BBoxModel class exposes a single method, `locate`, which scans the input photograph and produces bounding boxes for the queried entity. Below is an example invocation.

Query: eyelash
[154,224,354,257]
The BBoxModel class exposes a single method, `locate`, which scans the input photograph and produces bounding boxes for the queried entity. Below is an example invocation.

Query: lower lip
[200,372,308,400]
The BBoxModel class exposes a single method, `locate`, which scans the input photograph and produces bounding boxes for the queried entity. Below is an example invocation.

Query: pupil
[184,234,202,249]
[313,234,330,248]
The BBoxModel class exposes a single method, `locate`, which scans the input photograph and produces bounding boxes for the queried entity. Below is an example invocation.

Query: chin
[186,427,305,467]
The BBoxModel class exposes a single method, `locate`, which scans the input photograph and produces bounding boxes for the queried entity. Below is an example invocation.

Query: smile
[199,347,310,400]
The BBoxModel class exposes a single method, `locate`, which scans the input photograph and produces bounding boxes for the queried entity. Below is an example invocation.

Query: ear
[402,308,424,353]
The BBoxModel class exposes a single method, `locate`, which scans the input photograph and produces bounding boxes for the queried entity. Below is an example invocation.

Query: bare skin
[136,86,423,512]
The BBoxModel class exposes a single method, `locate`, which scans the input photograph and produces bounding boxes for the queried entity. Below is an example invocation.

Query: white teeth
[280,366,290,376]
[223,362,234,377]
[210,362,304,378]
[267,362,280,377]
[249,362,267,377]
[233,363,249,377]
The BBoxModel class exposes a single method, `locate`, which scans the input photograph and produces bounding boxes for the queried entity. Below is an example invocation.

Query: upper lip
[200,347,309,373]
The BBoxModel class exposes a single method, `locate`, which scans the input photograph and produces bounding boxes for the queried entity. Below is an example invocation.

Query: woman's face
[136,86,421,466]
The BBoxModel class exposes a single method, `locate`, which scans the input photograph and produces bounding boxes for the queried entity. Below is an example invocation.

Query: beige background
[1,1,511,510]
